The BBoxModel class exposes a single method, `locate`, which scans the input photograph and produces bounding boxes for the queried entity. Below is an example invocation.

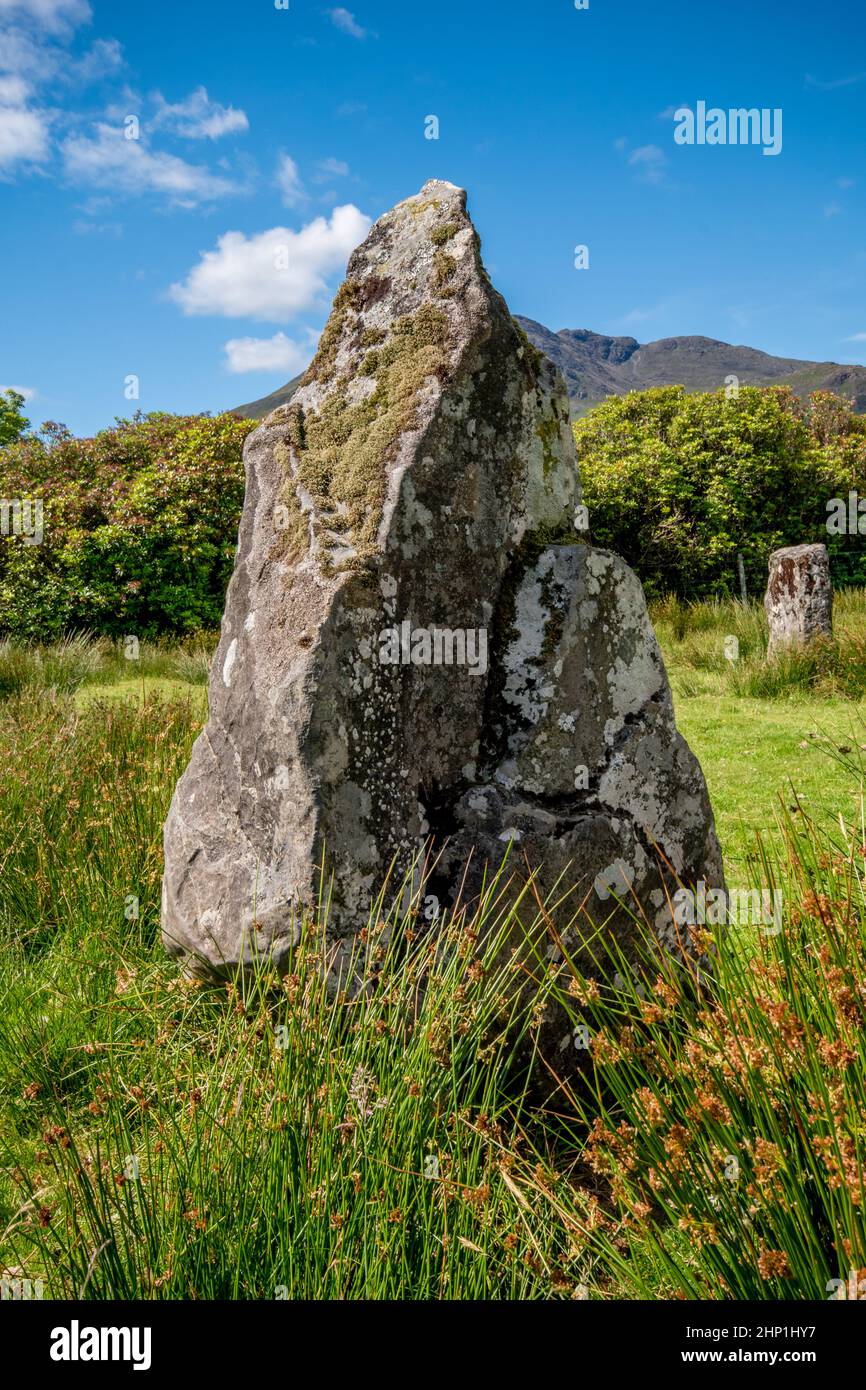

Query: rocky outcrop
[162,179,723,980]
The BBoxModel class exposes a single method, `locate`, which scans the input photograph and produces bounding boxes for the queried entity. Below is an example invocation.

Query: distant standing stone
[765,543,833,656]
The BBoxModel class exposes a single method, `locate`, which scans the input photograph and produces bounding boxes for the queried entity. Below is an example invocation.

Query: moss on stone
[512,319,545,376]
[282,403,305,450]
[396,302,448,347]
[536,411,561,480]
[282,301,451,574]
[360,326,386,347]
[301,279,361,387]
[272,441,311,565]
[432,249,457,292]
[430,221,458,246]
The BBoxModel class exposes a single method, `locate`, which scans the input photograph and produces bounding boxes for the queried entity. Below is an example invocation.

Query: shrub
[0,412,253,640]
[575,386,866,600]
[0,388,29,446]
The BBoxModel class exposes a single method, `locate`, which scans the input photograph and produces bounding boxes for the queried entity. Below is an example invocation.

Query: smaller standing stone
[764,543,833,656]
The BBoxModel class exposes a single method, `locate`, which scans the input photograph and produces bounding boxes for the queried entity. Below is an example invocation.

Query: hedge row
[0,413,253,640]
[2,386,866,640]
[574,385,866,600]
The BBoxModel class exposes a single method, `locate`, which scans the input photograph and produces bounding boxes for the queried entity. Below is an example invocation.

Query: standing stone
[161,179,723,981]
[765,543,833,657]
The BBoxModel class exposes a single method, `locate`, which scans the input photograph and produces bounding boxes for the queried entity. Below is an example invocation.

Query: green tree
[574,385,866,599]
[0,410,254,640]
[0,389,30,447]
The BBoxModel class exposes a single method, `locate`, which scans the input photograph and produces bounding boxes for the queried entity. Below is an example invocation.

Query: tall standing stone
[765,543,833,657]
[161,180,723,980]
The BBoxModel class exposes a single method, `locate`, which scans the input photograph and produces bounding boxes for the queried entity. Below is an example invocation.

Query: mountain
[513,319,866,417]
[228,324,866,420]
[229,374,304,420]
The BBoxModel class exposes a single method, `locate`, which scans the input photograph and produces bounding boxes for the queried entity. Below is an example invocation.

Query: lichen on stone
[408,196,442,219]
[161,179,724,994]
[271,440,310,564]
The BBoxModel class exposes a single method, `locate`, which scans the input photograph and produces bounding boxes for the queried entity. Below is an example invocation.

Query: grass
[74,677,209,709]
[649,591,866,881]
[0,691,589,1299]
[0,632,214,703]
[1,599,865,1301]
[543,802,866,1299]
[651,588,866,702]
[675,696,866,883]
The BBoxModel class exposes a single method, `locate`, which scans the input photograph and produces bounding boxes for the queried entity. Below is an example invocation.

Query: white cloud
[169,204,371,322]
[223,332,309,374]
[62,122,240,203]
[72,216,121,236]
[0,27,44,77]
[0,101,48,167]
[845,332,866,342]
[0,3,123,177]
[0,382,37,399]
[329,7,366,39]
[0,19,116,84]
[0,73,28,102]
[0,0,91,35]
[619,307,656,326]
[65,36,123,85]
[0,34,51,174]
[313,156,348,182]
[805,71,866,91]
[628,144,667,184]
[275,152,305,207]
[152,86,249,140]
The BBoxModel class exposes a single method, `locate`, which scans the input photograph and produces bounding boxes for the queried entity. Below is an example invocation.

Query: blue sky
[1,0,865,436]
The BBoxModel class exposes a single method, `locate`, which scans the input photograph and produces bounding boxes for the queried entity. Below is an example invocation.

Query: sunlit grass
[0,633,214,702]
[650,589,866,702]
[1,611,865,1301]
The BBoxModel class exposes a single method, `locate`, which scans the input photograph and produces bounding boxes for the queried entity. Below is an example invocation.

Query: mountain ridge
[229,321,866,420]
[514,318,866,416]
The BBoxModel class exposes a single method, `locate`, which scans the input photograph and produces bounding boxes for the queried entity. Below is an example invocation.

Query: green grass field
[1,599,864,1301]
[676,696,866,882]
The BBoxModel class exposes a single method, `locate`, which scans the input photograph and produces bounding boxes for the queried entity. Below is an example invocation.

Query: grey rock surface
[162,179,723,979]
[765,543,833,657]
